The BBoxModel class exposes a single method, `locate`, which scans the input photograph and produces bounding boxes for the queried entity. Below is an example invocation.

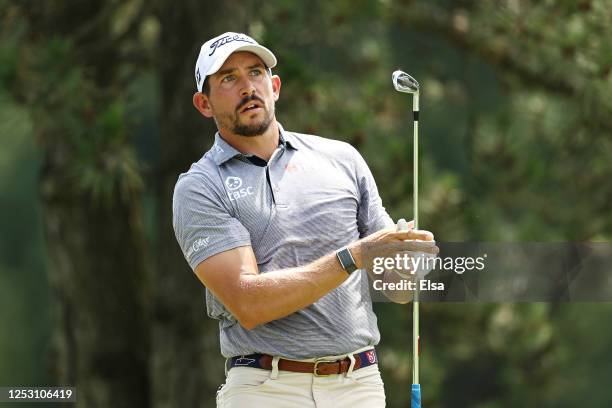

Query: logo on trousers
[365,350,377,364]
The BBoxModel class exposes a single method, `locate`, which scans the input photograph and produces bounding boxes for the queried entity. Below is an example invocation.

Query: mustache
[236,95,265,112]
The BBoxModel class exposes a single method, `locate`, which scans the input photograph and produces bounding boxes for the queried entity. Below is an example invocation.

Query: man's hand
[348,219,438,269]
[394,218,437,279]
[349,219,438,304]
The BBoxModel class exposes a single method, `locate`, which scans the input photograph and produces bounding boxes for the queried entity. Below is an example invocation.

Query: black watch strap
[336,247,358,274]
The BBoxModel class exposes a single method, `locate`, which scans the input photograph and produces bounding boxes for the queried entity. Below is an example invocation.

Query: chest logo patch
[225,176,254,202]
[225,176,242,190]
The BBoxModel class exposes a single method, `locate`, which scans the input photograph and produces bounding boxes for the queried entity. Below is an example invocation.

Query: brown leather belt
[228,349,378,377]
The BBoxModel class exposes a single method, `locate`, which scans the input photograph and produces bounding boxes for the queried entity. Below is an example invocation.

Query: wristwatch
[336,247,358,274]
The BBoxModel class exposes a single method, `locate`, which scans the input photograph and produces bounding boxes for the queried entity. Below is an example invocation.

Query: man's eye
[250,69,262,76]
[221,75,235,83]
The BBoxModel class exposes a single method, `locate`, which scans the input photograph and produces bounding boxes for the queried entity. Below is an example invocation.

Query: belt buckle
[313,358,336,377]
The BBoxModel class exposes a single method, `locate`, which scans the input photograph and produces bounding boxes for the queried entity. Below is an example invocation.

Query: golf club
[392,69,421,408]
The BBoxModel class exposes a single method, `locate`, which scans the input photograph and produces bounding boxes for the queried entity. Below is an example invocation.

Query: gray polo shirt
[172,123,393,359]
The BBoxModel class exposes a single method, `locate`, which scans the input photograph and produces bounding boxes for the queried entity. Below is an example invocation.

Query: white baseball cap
[194,32,277,92]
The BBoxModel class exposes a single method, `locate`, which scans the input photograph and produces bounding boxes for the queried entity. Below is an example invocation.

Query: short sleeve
[351,148,394,237]
[172,174,251,271]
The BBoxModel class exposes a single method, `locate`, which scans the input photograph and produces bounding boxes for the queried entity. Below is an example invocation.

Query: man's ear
[193,92,214,117]
[271,75,281,102]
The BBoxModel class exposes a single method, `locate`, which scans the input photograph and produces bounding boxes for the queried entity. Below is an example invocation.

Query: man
[172,32,436,407]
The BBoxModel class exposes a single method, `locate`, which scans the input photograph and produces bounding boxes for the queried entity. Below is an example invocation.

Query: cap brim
[205,44,277,77]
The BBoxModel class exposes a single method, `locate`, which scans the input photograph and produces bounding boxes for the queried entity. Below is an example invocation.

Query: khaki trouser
[216,348,386,408]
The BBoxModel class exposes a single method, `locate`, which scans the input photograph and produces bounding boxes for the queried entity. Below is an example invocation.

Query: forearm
[199,226,434,329]
[236,251,348,329]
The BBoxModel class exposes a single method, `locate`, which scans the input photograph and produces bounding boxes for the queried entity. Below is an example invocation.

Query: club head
[392,70,419,94]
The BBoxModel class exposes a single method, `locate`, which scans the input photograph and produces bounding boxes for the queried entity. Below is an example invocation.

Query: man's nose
[239,77,256,97]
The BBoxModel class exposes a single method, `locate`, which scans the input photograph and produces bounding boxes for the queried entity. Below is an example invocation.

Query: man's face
[202,51,280,137]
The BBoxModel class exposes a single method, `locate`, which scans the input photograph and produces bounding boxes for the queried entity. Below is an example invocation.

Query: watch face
[337,248,357,273]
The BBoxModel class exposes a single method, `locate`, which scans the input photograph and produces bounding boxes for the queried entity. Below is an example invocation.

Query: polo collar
[209,122,298,166]
[209,133,241,165]
[278,123,299,151]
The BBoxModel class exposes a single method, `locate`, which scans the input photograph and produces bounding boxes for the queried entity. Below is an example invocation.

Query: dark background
[1,1,612,407]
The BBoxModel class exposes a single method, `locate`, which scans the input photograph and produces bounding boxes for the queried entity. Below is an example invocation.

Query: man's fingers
[399,241,439,254]
[395,229,434,242]
[396,219,415,231]
[405,242,439,254]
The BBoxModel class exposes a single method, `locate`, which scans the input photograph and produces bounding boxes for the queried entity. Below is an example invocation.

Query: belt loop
[224,357,229,376]
[270,356,280,380]
[346,353,356,378]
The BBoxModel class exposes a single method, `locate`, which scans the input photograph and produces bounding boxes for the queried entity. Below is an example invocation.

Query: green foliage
[71,102,144,204]
[2,0,612,407]
[2,3,146,207]
[0,96,51,387]
[255,2,612,406]
[0,12,23,91]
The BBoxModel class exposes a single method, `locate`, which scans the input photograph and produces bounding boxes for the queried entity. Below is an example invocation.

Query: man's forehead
[215,51,266,74]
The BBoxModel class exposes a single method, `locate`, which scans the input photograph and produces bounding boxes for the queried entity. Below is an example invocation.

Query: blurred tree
[2,0,612,408]
[3,1,151,406]
[150,1,244,406]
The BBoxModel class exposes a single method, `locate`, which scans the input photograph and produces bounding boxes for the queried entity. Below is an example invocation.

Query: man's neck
[218,121,280,162]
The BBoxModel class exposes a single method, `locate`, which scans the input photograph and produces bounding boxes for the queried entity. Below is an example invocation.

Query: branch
[392,4,576,96]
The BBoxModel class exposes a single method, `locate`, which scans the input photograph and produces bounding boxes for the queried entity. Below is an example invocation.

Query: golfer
[172,32,436,408]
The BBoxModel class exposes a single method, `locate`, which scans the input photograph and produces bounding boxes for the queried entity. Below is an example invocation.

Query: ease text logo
[192,237,210,253]
[225,176,254,201]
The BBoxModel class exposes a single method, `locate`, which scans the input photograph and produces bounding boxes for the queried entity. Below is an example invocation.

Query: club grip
[411,384,421,408]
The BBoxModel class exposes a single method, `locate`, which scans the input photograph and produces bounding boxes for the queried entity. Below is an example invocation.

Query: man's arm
[366,219,436,304]
[194,227,435,330]
[195,245,347,330]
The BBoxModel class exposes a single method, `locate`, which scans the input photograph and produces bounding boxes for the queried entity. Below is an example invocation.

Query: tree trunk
[42,165,150,408]
[152,1,250,406]
[11,2,152,406]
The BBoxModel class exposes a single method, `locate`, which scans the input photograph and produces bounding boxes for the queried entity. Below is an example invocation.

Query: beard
[232,104,274,137]
[214,95,275,137]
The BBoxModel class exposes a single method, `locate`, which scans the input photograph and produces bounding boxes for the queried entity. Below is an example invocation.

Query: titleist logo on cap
[209,34,255,56]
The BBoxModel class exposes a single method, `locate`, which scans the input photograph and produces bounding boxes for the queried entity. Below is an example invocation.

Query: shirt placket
[266,146,288,209]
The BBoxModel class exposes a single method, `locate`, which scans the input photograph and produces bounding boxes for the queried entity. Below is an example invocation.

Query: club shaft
[413,299,419,384]
[412,92,420,387]
[413,121,418,230]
